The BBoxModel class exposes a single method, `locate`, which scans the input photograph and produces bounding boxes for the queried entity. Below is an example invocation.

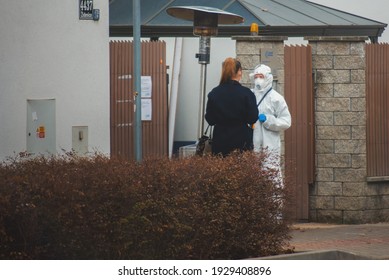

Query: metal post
[198,64,207,138]
[133,0,142,162]
[196,36,211,138]
[165,6,244,146]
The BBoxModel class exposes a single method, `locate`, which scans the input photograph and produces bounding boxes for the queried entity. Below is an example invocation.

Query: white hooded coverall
[251,64,292,172]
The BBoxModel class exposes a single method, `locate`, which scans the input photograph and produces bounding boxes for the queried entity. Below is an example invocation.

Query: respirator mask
[254,78,267,90]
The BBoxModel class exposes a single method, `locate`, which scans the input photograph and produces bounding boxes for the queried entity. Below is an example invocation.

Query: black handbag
[195,125,213,156]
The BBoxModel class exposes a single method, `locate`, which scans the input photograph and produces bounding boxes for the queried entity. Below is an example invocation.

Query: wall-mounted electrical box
[27,99,56,156]
[72,126,88,155]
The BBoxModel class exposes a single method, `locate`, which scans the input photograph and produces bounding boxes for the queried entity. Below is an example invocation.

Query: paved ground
[289,222,389,259]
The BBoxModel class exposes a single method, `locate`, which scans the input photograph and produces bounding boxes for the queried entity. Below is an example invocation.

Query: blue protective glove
[259,113,267,123]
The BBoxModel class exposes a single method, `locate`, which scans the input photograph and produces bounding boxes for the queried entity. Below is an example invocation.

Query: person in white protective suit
[250,64,291,183]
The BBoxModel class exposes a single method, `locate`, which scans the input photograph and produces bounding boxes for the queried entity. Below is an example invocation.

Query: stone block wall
[232,36,389,224]
[307,37,367,223]
[306,36,389,223]
[233,36,286,94]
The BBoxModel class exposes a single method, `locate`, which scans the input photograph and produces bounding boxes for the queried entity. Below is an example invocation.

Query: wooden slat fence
[366,43,389,177]
[284,45,315,221]
[109,40,168,160]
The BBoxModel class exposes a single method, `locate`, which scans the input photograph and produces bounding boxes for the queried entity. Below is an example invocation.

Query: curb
[254,250,373,260]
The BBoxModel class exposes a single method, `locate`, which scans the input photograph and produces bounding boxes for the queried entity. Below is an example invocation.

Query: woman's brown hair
[219,57,241,85]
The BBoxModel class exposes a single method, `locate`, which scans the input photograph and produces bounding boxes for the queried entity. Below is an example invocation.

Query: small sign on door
[36,126,45,139]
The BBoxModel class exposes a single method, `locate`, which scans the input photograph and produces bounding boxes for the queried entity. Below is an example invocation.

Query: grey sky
[308,0,389,42]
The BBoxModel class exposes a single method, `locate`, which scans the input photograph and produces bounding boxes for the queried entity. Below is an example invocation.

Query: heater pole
[196,35,211,138]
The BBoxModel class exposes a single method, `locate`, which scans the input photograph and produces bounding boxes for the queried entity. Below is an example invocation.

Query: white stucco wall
[0,0,110,160]
[163,37,236,142]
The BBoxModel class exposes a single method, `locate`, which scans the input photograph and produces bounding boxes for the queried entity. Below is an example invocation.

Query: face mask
[255,78,266,90]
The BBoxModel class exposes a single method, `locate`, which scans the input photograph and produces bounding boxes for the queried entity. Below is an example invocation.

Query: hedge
[0,151,294,259]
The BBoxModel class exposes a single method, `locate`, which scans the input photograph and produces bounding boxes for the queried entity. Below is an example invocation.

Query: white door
[27,99,56,155]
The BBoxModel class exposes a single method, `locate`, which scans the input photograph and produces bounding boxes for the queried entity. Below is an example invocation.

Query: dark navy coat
[205,80,259,156]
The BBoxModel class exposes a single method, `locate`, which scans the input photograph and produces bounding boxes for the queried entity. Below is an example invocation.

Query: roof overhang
[110,25,386,39]
[109,0,387,42]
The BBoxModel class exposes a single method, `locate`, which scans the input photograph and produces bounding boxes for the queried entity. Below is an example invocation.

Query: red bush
[0,151,294,259]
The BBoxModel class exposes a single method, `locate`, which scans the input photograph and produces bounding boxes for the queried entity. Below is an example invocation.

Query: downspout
[168,37,183,158]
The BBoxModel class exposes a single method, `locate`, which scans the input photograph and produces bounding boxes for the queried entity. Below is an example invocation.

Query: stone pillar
[232,36,293,203]
[232,36,287,94]
[232,36,287,161]
[306,36,370,223]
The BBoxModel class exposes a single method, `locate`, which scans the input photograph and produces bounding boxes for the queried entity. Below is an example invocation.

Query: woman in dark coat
[205,57,259,156]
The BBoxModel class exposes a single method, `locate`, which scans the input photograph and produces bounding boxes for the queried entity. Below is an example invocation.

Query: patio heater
[166,6,244,139]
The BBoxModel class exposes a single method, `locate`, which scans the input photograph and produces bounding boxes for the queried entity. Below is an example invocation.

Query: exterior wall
[168,38,236,143]
[0,1,110,159]
[233,36,286,93]
[307,36,389,224]
[232,35,389,224]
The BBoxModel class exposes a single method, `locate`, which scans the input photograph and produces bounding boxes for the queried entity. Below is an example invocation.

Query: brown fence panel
[110,40,168,160]
[366,43,389,177]
[284,45,314,221]
[110,41,132,158]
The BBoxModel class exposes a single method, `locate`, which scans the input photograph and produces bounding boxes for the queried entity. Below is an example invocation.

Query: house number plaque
[79,0,94,20]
